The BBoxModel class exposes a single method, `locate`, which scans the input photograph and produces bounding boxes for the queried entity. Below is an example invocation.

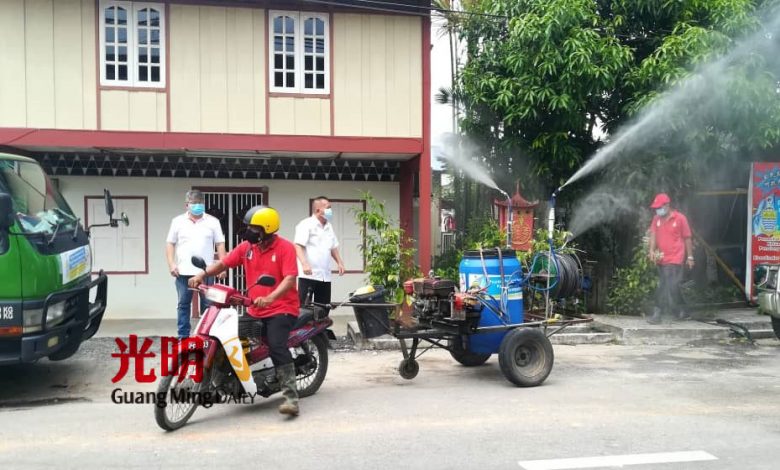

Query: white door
[328,200,364,273]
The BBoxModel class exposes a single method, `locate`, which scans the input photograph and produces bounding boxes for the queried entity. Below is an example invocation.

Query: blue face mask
[656,206,669,217]
[323,208,333,221]
[189,203,205,216]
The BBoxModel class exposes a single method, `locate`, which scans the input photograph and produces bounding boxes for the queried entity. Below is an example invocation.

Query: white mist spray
[438,133,502,192]
[562,8,780,190]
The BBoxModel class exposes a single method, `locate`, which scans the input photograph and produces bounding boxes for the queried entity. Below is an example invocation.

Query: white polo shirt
[294,215,339,282]
[166,213,225,276]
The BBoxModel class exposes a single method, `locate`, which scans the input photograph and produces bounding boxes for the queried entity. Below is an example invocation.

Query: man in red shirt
[647,193,694,324]
[189,205,301,416]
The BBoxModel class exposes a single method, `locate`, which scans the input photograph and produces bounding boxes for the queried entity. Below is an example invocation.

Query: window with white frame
[269,11,329,94]
[99,1,165,87]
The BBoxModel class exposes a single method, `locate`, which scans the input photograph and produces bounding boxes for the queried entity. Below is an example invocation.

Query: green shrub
[606,241,657,315]
[352,192,419,302]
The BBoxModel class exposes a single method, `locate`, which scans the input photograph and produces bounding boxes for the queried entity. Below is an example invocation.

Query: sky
[430,20,455,170]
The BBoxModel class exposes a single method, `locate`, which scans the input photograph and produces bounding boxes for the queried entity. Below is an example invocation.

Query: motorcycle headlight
[205,287,228,305]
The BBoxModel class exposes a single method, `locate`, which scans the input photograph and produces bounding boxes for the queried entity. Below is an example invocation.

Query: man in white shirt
[165,190,227,338]
[294,196,345,305]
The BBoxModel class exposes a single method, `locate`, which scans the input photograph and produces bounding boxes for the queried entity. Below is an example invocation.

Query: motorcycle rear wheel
[155,352,210,431]
[296,334,329,398]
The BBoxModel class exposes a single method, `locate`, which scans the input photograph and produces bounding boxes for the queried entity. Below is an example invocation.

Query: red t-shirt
[222,236,300,318]
[649,210,692,265]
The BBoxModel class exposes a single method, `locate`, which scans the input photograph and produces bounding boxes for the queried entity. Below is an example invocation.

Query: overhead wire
[299,0,509,20]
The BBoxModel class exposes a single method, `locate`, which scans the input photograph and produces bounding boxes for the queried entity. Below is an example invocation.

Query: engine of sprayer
[403,278,482,325]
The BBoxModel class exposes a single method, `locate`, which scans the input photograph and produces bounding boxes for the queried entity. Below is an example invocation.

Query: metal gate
[201,189,266,315]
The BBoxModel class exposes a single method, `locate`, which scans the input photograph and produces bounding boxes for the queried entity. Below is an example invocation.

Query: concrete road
[1,338,779,469]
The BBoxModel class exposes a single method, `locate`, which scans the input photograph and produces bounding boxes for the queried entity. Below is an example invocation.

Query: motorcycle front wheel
[154,351,211,431]
[295,334,329,398]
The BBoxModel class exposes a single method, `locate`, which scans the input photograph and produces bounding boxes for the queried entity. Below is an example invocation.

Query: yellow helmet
[243,205,280,235]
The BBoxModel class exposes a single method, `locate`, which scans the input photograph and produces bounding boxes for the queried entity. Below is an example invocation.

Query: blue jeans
[175,275,213,338]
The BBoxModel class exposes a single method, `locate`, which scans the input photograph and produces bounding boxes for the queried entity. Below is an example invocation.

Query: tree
[442,0,780,261]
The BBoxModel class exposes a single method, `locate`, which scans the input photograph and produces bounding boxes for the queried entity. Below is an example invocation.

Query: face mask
[323,208,333,221]
[243,228,262,244]
[656,207,669,217]
[189,203,205,216]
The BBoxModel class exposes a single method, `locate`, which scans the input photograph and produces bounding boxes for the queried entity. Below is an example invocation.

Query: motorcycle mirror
[257,274,276,287]
[103,189,115,217]
[191,256,207,270]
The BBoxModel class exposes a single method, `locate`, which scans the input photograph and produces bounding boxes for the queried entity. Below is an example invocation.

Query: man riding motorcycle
[189,205,301,416]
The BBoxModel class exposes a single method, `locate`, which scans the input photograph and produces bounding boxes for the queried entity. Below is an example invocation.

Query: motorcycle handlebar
[192,284,252,308]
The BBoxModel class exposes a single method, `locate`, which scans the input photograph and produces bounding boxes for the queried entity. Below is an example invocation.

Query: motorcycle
[154,257,335,431]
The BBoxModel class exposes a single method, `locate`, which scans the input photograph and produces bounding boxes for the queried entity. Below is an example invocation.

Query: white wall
[57,176,399,319]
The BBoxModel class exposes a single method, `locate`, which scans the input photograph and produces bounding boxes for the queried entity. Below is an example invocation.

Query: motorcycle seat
[238,306,325,337]
[292,308,315,329]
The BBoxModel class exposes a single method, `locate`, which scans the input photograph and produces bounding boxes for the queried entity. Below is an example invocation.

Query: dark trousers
[298,278,331,305]
[262,314,295,367]
[655,264,685,316]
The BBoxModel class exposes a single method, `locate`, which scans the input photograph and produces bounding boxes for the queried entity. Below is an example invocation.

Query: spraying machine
[354,187,592,387]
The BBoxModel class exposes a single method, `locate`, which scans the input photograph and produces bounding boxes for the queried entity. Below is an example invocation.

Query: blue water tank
[459,249,523,354]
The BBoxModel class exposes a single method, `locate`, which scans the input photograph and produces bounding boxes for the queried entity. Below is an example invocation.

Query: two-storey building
[0,0,432,318]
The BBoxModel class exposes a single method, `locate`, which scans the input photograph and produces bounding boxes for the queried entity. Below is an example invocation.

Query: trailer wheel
[772,317,780,341]
[398,359,419,380]
[498,328,554,387]
[449,340,491,367]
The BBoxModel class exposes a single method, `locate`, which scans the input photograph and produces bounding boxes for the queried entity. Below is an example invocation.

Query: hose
[553,253,581,298]
[521,249,581,298]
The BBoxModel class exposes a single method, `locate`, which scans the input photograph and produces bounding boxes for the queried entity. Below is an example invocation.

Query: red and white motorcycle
[154,257,334,431]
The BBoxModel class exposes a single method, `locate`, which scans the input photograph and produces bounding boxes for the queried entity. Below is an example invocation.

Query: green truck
[0,153,123,364]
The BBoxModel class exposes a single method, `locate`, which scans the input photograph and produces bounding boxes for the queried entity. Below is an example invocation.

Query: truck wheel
[772,317,780,340]
[498,328,554,387]
[449,340,491,367]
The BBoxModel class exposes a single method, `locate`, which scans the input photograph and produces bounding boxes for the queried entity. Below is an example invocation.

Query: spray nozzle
[560,233,574,250]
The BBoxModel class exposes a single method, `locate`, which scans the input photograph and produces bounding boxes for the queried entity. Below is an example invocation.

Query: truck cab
[0,153,111,364]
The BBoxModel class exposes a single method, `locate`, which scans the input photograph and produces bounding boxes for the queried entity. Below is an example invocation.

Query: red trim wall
[418,15,432,273]
[397,15,431,273]
[399,159,414,247]
[0,128,422,154]
[84,195,150,275]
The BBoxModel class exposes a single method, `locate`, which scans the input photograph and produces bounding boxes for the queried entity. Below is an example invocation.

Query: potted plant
[351,192,418,338]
